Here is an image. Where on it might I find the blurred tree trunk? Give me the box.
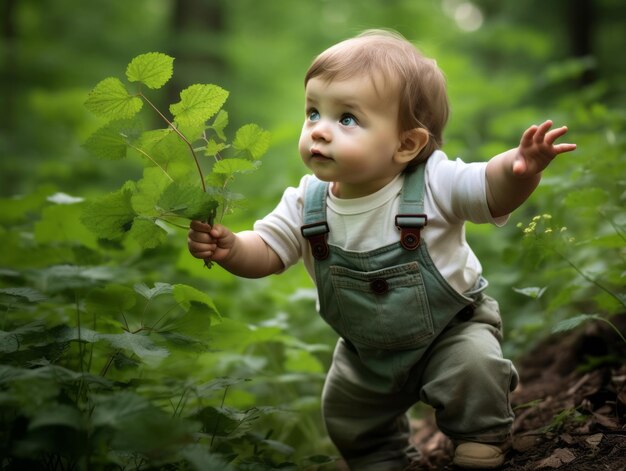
[1,0,17,132]
[568,0,596,85]
[168,0,228,105]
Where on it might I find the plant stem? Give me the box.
[210,386,229,448]
[157,217,189,230]
[555,249,626,309]
[140,93,206,192]
[127,143,174,182]
[596,316,626,345]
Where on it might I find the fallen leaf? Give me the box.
[585,433,603,448]
[592,412,619,430]
[537,448,576,469]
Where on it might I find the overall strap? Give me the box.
[301,177,330,260]
[396,162,428,250]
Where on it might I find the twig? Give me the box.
[140,93,206,192]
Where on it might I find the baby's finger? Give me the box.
[520,125,538,148]
[552,143,577,155]
[188,229,213,244]
[533,120,553,143]
[193,250,214,260]
[544,126,569,146]
[189,220,212,233]
[188,238,216,253]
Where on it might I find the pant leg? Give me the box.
[322,340,420,471]
[418,297,518,442]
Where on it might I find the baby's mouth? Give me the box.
[311,149,332,160]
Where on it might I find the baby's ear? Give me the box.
[395,128,429,164]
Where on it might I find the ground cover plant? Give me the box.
[1,1,625,469]
[0,53,333,470]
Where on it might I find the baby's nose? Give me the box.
[311,121,331,141]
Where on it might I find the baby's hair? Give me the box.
[305,29,449,169]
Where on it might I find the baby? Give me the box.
[188,30,576,470]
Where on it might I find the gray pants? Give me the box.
[321,296,519,471]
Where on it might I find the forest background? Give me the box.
[1,0,624,469]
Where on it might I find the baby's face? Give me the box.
[299,75,406,199]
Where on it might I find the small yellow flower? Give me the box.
[545,228,553,234]
[542,214,552,219]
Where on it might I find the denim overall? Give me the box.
[301,163,517,470]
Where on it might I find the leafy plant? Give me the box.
[0,53,333,470]
[82,52,270,252]
[505,100,626,355]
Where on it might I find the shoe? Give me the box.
[452,441,509,469]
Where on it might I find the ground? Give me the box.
[411,316,626,470]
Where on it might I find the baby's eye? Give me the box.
[307,109,320,122]
[340,114,358,126]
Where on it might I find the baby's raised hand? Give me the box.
[188,220,236,264]
[513,120,576,177]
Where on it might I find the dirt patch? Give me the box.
[412,316,626,470]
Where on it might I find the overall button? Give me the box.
[370,278,389,295]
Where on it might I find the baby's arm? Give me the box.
[188,221,284,278]
[485,120,576,218]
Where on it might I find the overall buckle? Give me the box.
[301,221,330,260]
[395,214,427,251]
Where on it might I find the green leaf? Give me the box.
[157,182,217,220]
[233,124,270,160]
[1,321,47,353]
[512,286,547,299]
[34,203,98,248]
[84,77,143,120]
[130,167,172,216]
[91,391,152,427]
[85,284,136,316]
[170,84,229,128]
[194,406,248,437]
[126,52,174,90]
[211,110,229,140]
[0,288,47,303]
[173,284,219,317]
[181,445,236,471]
[563,188,609,209]
[135,128,189,165]
[0,185,55,225]
[98,332,169,365]
[209,318,281,352]
[204,140,229,157]
[36,265,123,291]
[129,218,168,249]
[134,282,173,300]
[83,119,140,160]
[29,404,84,430]
[212,158,258,175]
[285,349,323,374]
[81,186,136,239]
[552,314,602,334]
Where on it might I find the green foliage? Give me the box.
[0,51,331,470]
[4,1,626,468]
[501,101,626,356]
[79,52,272,253]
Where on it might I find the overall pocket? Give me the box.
[327,262,434,350]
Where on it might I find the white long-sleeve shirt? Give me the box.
[254,150,507,294]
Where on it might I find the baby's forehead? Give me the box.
[306,72,400,105]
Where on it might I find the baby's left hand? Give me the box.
[513,120,577,177]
